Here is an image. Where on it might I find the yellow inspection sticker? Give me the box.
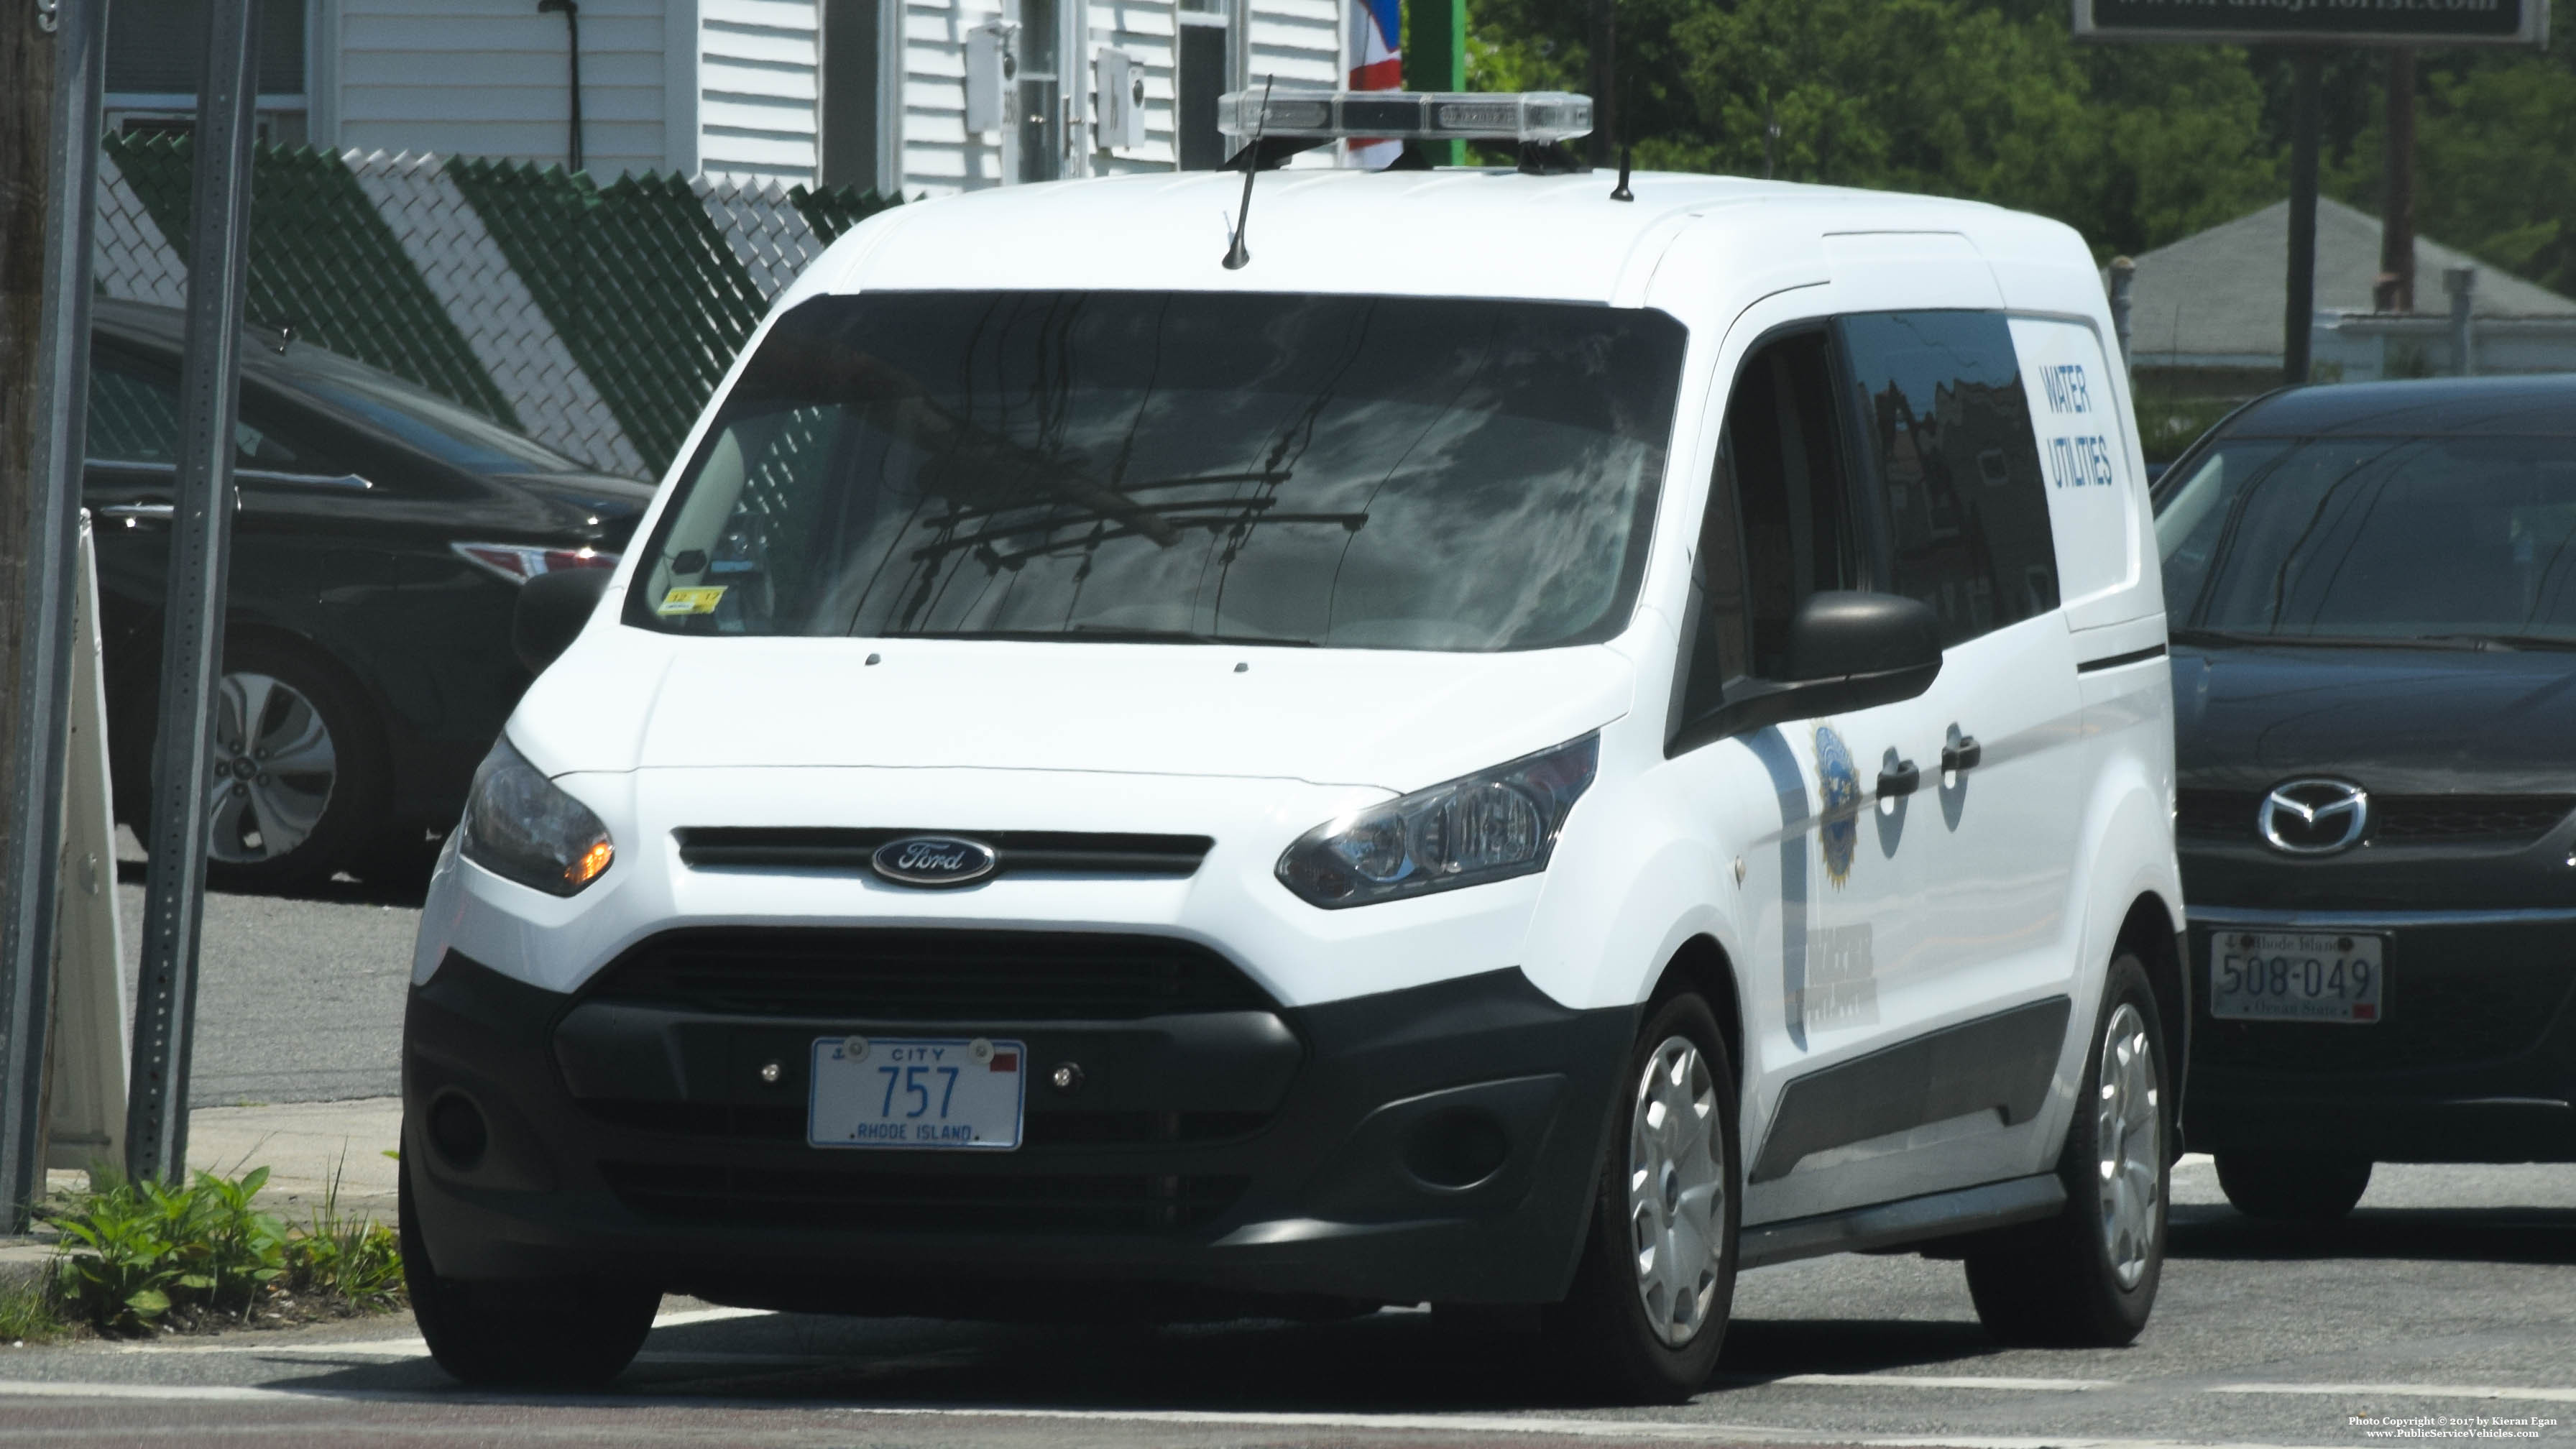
[656,586,726,616]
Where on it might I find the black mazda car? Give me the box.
[87,300,655,889]
[2157,374,2576,1219]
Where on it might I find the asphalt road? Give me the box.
[110,833,421,1108]
[50,852,2572,1448]
[4,1158,2572,1448]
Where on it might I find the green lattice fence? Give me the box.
[94,135,903,477]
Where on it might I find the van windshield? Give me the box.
[2158,433,2576,643]
[624,290,1686,650]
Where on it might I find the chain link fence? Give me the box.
[93,134,901,478]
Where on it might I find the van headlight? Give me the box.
[1276,734,1598,908]
[460,737,615,896]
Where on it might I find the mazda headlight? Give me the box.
[1276,734,1598,908]
[460,737,614,895]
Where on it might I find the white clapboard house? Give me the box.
[104,0,1349,193]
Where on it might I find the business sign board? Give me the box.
[2074,0,2547,47]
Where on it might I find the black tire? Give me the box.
[400,1156,658,1389]
[1964,954,2171,1348]
[1545,990,1742,1404]
[2215,1151,2373,1223]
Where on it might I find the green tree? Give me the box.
[1466,0,2277,259]
[2327,1,2576,296]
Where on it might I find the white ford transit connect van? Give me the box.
[400,93,2185,1401]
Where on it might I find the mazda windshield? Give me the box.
[2158,433,2576,646]
[625,290,1687,651]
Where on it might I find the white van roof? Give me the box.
[804,170,2061,310]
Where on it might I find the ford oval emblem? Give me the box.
[870,835,998,888]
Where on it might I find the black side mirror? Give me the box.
[513,567,614,674]
[1665,589,1946,756]
[1782,590,1943,710]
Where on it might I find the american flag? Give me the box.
[1348,0,1403,169]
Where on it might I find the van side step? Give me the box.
[1736,1173,2065,1270]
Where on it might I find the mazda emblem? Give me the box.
[870,835,999,887]
[2257,780,2370,855]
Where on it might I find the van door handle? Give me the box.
[1942,734,1983,773]
[1877,759,1920,798]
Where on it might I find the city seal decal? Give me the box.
[870,835,999,888]
[1813,724,1860,888]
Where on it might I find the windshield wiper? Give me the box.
[887,626,1320,647]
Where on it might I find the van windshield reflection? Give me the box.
[625,290,1687,652]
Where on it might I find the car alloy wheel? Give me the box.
[1627,1034,1727,1347]
[2094,1000,2162,1289]
[207,668,338,865]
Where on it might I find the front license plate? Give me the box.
[808,1036,1026,1149]
[2209,931,2385,1024]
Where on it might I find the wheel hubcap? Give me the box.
[1627,1034,1726,1347]
[2095,1001,2163,1289]
[206,670,336,864]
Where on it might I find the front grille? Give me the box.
[2375,796,2575,843]
[600,1159,1249,1233]
[675,828,1211,878]
[2178,790,2264,839]
[579,1099,1269,1147]
[2199,960,2576,1073]
[2178,789,2573,848]
[581,928,1274,1021]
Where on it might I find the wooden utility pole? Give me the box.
[3,0,107,1232]
[1,2,61,1233]
[1,0,60,793]
[2377,47,2418,313]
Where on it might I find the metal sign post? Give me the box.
[124,0,262,1187]
[0,0,108,1234]
[2285,51,2322,385]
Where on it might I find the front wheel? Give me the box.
[1964,954,2171,1347]
[400,1157,659,1388]
[1545,991,1742,1403]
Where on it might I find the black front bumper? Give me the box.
[2183,911,2576,1162]
[402,947,1636,1311]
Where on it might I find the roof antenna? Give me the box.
[1609,72,1633,201]
[1223,75,1274,271]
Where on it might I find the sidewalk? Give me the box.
[1,1097,400,1293]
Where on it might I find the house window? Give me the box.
[1013,0,1064,181]
[1175,0,1230,170]
[821,0,902,192]
[105,0,308,146]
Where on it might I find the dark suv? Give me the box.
[2157,374,2576,1219]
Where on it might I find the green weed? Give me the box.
[0,1273,66,1343]
[283,1156,404,1307]
[49,1164,395,1335]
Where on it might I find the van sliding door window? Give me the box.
[1838,312,2058,644]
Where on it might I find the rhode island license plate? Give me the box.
[2209,931,2385,1024]
[808,1036,1026,1149]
